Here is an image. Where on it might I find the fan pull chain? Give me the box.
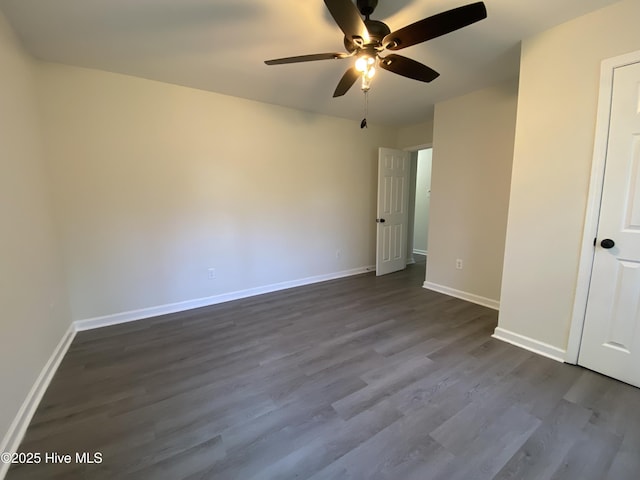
[360,90,368,129]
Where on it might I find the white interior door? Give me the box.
[376,147,410,276]
[579,61,640,388]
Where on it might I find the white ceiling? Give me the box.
[0,0,621,126]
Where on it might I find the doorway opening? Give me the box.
[407,147,433,282]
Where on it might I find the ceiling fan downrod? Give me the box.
[356,0,378,18]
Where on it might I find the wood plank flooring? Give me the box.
[7,261,640,479]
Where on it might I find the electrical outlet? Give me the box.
[456,259,463,270]
[207,267,216,280]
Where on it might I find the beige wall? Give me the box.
[498,0,640,352]
[397,120,434,149]
[37,64,398,322]
[0,14,71,445]
[426,80,518,304]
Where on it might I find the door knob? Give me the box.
[600,238,615,249]
[376,218,386,223]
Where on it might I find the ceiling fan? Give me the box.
[265,0,487,98]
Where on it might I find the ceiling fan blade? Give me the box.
[265,52,350,65]
[324,0,370,43]
[333,67,360,97]
[379,54,440,83]
[383,2,487,51]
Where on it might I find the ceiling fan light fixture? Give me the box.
[361,73,373,92]
[355,55,375,72]
[356,55,376,91]
[361,66,376,92]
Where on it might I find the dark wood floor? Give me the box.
[7,261,640,479]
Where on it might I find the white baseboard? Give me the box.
[75,265,376,331]
[413,249,428,256]
[422,281,499,310]
[492,327,566,363]
[0,323,76,479]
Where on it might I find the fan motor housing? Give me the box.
[344,18,390,51]
[365,19,391,40]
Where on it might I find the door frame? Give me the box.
[566,49,640,364]
[404,143,432,266]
